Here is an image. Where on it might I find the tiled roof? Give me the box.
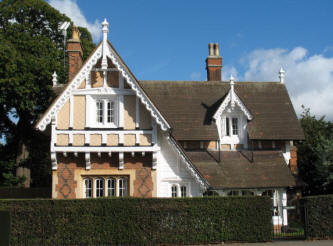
[139,80,304,140]
[186,150,297,189]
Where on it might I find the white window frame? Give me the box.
[170,183,189,198]
[180,185,187,197]
[89,96,118,128]
[118,177,128,197]
[107,178,116,197]
[84,178,93,198]
[171,185,178,198]
[95,178,105,197]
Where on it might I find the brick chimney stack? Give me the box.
[206,43,222,81]
[67,25,83,82]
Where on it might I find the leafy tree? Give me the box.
[297,107,333,195]
[0,0,96,186]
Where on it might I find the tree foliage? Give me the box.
[0,0,95,186]
[297,107,333,195]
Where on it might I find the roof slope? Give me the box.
[139,80,304,140]
[186,150,297,189]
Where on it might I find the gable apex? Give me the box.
[36,29,170,132]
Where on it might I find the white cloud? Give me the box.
[49,0,101,41]
[231,47,333,120]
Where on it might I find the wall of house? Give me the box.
[53,153,156,199]
[156,129,202,197]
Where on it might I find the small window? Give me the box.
[96,101,104,123]
[107,178,116,197]
[232,118,238,135]
[180,186,187,197]
[84,178,92,198]
[118,177,128,197]
[96,178,104,197]
[227,190,239,196]
[171,185,177,198]
[226,117,230,136]
[242,190,254,196]
[107,101,114,123]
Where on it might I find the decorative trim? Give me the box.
[36,44,103,131]
[168,136,208,191]
[106,43,170,131]
[213,88,253,121]
[72,88,135,95]
[85,152,91,170]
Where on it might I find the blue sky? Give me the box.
[49,0,333,120]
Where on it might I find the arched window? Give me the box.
[180,186,187,197]
[171,185,177,198]
[95,178,104,197]
[84,178,92,198]
[107,178,116,197]
[118,177,128,197]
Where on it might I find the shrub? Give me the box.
[0,196,272,245]
[0,187,51,199]
[302,195,333,239]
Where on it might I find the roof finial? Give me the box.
[52,71,58,87]
[279,67,285,83]
[102,18,109,39]
[101,18,109,73]
[71,24,80,41]
[230,75,235,109]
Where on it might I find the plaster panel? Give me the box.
[107,134,119,146]
[57,134,69,146]
[140,134,152,146]
[90,134,102,146]
[139,101,151,129]
[124,134,135,146]
[73,134,85,146]
[91,71,104,88]
[57,100,70,129]
[78,79,86,89]
[107,71,119,87]
[73,96,85,129]
[124,95,136,130]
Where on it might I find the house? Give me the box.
[36,20,304,227]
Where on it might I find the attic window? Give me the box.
[92,96,118,128]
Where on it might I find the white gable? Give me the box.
[36,38,170,132]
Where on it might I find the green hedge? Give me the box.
[0,197,272,245]
[0,187,51,199]
[302,195,333,239]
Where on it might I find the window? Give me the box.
[232,118,238,135]
[94,97,117,127]
[226,117,230,136]
[84,176,129,198]
[107,178,116,197]
[107,101,114,123]
[96,101,104,123]
[181,186,187,197]
[118,177,128,197]
[84,178,92,198]
[95,178,104,197]
[227,190,239,196]
[171,185,177,198]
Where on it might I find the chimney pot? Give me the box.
[214,43,220,56]
[209,43,214,56]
